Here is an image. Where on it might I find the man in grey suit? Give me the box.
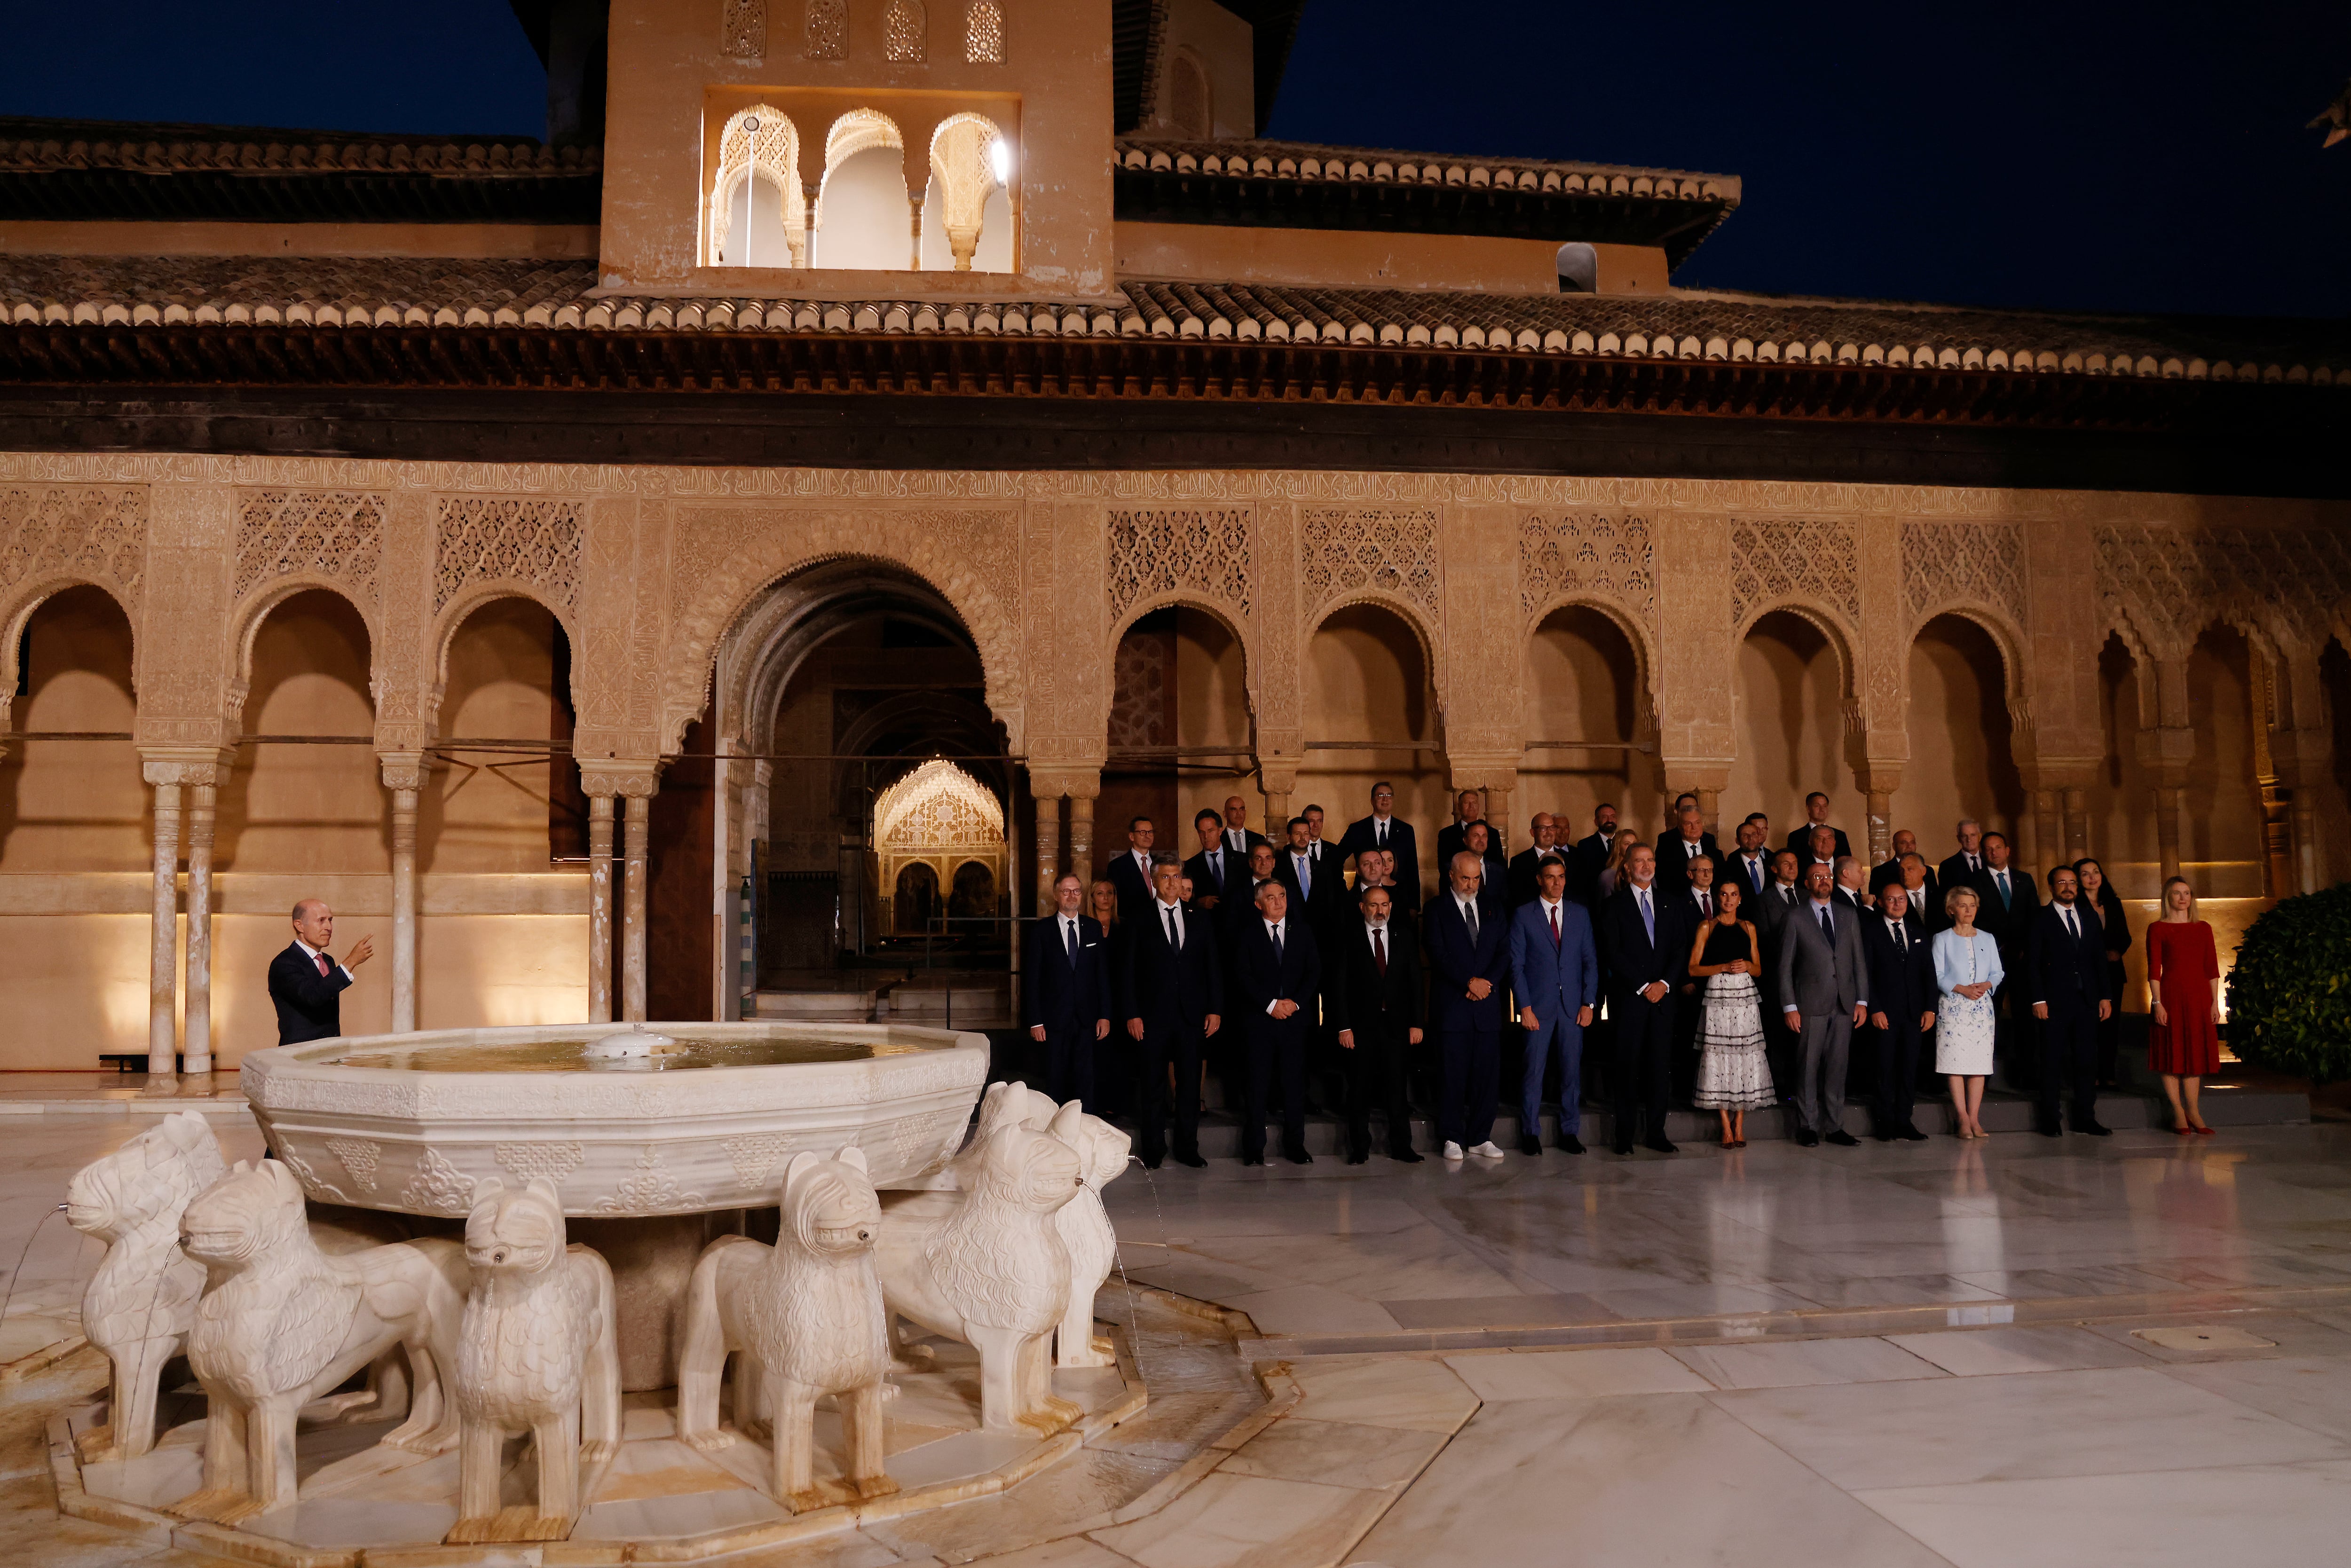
[1776,860,1870,1148]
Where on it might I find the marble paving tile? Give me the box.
[1760,1271,2008,1308]
[2081,1310,2351,1363]
[1218,1285,1400,1337]
[2159,1355,2351,1443]
[1122,1343,1258,1396]
[1285,1356,1479,1434]
[1443,1347,1712,1402]
[1215,1417,1445,1490]
[863,1447,1178,1564]
[1171,1224,1526,1302]
[1852,1458,2351,1568]
[2126,1251,2351,1290]
[573,1478,789,1542]
[1710,1366,2349,1490]
[1885,1325,2150,1377]
[1085,1392,1263,1461]
[1667,1338,1948,1390]
[244,1492,463,1550]
[1581,1280,1824,1320]
[1098,1196,1427,1240]
[1348,1394,1949,1568]
[1379,1293,1615,1331]
[966,1537,1144,1568]
[1091,1471,1391,1568]
[1112,1255,1277,1305]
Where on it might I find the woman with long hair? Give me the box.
[2074,857,2131,1088]
[1595,828,1642,900]
[1933,884,2002,1138]
[1688,879,1772,1148]
[2146,875,2222,1135]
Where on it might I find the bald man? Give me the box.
[268,899,373,1045]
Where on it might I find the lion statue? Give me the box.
[1048,1104,1132,1370]
[676,1144,897,1512]
[446,1177,620,1544]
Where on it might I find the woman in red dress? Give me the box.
[2145,875,2222,1136]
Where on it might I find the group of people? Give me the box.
[1022,785,2228,1170]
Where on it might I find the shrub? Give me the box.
[2226,883,2351,1086]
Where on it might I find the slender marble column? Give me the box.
[1033,789,1063,914]
[181,783,217,1078]
[2155,785,2189,883]
[2061,787,2090,862]
[623,793,652,1022]
[1066,794,1096,884]
[147,781,182,1083]
[587,794,615,1023]
[381,755,425,1033]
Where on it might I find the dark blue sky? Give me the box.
[5,0,2346,316]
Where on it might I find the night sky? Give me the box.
[6,0,2347,317]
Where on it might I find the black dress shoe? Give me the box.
[1285,1148,1314,1165]
[1557,1133,1586,1155]
[1173,1150,1206,1168]
[1792,1128,1821,1148]
[1518,1135,1544,1156]
[1345,1151,1369,1166]
[1614,1140,1636,1156]
[1643,1135,1679,1154]
[1144,1156,1164,1170]
[2075,1119,2113,1136]
[2035,1122,2063,1138]
[1824,1129,1859,1147]
[1241,1155,1265,1166]
[1389,1147,1424,1163]
[1896,1125,1928,1142]
[1871,1129,1894,1143]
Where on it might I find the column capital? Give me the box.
[1444,758,1520,795]
[1854,762,1904,796]
[1657,759,1732,794]
[580,759,665,798]
[1254,759,1300,797]
[138,746,235,788]
[1030,769,1099,801]
[378,750,429,792]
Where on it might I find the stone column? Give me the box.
[181,781,219,1078]
[2029,786,2061,880]
[143,773,182,1086]
[2061,787,2090,862]
[586,793,616,1023]
[1031,784,1064,914]
[1856,764,1901,868]
[1659,763,1730,841]
[381,754,426,1034]
[623,792,654,1022]
[1067,793,1097,883]
[2138,657,2196,883]
[1257,761,1298,847]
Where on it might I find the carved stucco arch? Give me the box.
[663,516,1024,758]
[1734,597,1863,720]
[1903,600,2033,725]
[726,568,976,759]
[1305,589,1447,718]
[0,574,138,709]
[1104,591,1258,749]
[225,577,379,733]
[1521,591,1662,740]
[423,584,579,737]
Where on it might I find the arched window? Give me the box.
[705,105,806,268]
[919,113,1012,272]
[814,109,910,270]
[884,0,927,62]
[964,0,1004,63]
[1168,49,1211,139]
[720,0,764,59]
[805,0,845,59]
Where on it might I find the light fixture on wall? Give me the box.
[988,137,1010,186]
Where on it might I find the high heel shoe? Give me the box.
[2172,1125,2194,1137]
[2193,1123,2216,1136]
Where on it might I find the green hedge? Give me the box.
[2225,883,2351,1086]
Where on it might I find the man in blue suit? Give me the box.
[1025,873,1111,1108]
[1424,850,1512,1161]
[1510,854,1599,1156]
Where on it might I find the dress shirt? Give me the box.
[1960,852,1983,875]
[1371,814,1394,846]
[1988,867,2014,905]
[1205,848,1224,887]
[1060,914,1081,956]
[293,937,353,983]
[1262,919,1288,1013]
[1772,881,1801,907]
[1539,895,1564,937]
[1885,915,1908,951]
[1691,887,1713,920]
[1736,852,1769,893]
[1453,893,1482,939]
[1130,849,1153,882]
[1675,835,1706,860]
[1633,883,1656,943]
[1155,899,1185,949]
[1224,827,1250,856]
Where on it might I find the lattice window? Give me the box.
[875,759,1003,845]
[0,484,146,612]
[1108,625,1171,751]
[234,490,384,607]
[806,0,846,59]
[1728,517,1858,628]
[1518,512,1655,625]
[964,0,1003,62]
[884,0,927,61]
[1899,520,2025,631]
[434,496,584,615]
[1106,508,1253,621]
[1301,507,1441,622]
[720,0,765,58]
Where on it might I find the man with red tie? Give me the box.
[269,899,373,1045]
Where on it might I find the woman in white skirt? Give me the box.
[1688,878,1773,1148]
[1933,884,2004,1139]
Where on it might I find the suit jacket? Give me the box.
[1786,824,1853,861]
[1563,830,1615,906]
[1423,889,1510,1032]
[1509,898,1600,1020]
[1105,849,1160,927]
[1024,914,1109,1033]
[1721,849,1777,907]
[1832,884,1870,919]
[1775,897,1866,1018]
[1435,821,1507,892]
[1652,832,1721,896]
[1337,815,1420,908]
[1273,847,1344,937]
[2027,900,2111,1019]
[1868,858,1941,907]
[1233,916,1321,1040]
[1971,864,2040,956]
[1220,826,1270,861]
[1598,882,1689,1004]
[1116,901,1223,1032]
[268,942,352,1046]
[1938,851,1988,898]
[1506,846,1568,907]
[1862,914,1936,1026]
[1183,845,1245,923]
[1324,919,1425,1041]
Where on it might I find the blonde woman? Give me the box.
[1933,884,2002,1138]
[2145,876,2221,1136]
[1087,877,1121,937]
[1594,828,1642,900]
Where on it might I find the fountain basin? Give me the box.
[239,1021,989,1219]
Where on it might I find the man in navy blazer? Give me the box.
[268,899,373,1045]
[1026,873,1111,1108]
[1337,781,1420,912]
[1784,792,1852,862]
[1861,882,1936,1142]
[1104,815,1161,926]
[1423,850,1511,1160]
[1116,859,1223,1168]
[2028,866,2114,1138]
[1598,845,1686,1155]
[1510,855,1599,1156]
[1181,807,1241,926]
[1233,879,1322,1166]
[1326,882,1426,1164]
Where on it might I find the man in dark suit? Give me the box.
[1506,812,1562,907]
[1889,853,1943,936]
[1938,818,1988,898]
[1218,794,1269,862]
[1563,803,1620,907]
[1459,819,1507,894]
[1338,781,1420,913]
[1424,850,1512,1160]
[1116,859,1223,1168]
[1434,789,1492,873]
[1598,845,1686,1155]
[1654,797,1720,883]
[1832,856,1872,917]
[1870,829,1923,894]
[1510,855,1599,1155]
[1106,815,1160,925]
[1326,882,1426,1164]
[1302,804,1335,871]
[1972,831,2040,1087]
[1861,882,1935,1142]
[1751,848,1808,1101]
[1026,874,1111,1108]
[270,899,373,1045]
[1274,816,1343,938]
[2028,866,2114,1138]
[1182,808,1239,924]
[1799,824,1842,885]
[1233,879,1322,1165]
[1784,792,1851,862]
[1775,861,1869,1148]
[1723,817,1775,907]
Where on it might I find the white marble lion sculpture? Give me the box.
[447,1177,621,1544]
[64,1111,226,1461]
[675,1144,898,1512]
[172,1159,468,1525]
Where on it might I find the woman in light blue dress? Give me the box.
[1933,884,2003,1139]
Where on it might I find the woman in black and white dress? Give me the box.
[1688,878,1773,1148]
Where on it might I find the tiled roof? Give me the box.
[3,255,2342,386]
[1115,137,1739,203]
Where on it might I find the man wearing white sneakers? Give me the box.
[1424,850,1511,1161]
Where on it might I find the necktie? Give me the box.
[1208,850,1221,886]
[1996,872,2010,908]
[1549,903,1561,947]
[1163,907,1179,951]
[2063,907,2077,941]
[1699,890,1711,918]
[1270,922,1284,963]
[1638,890,1653,944]
[1373,926,1387,974]
[1377,820,1387,846]
[1969,854,1980,874]
[1819,906,1834,942]
[315,952,331,977]
[1464,900,1479,944]
[1295,855,1311,898]
[1893,921,1906,955]
[1065,918,1078,962]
